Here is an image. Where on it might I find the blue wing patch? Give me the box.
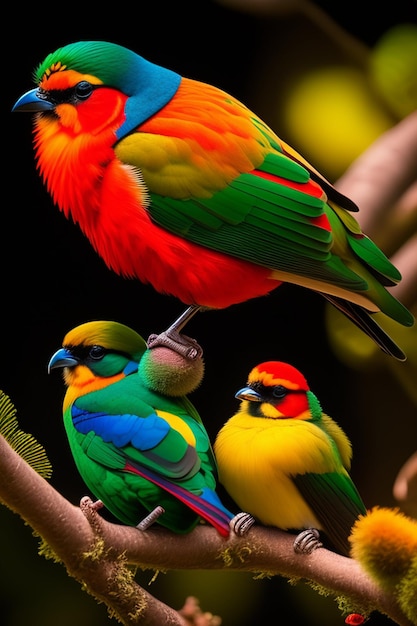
[71,405,170,450]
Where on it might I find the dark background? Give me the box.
[2,1,416,624]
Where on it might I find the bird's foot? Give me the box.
[79,496,106,535]
[293,528,323,554]
[147,330,203,360]
[147,305,203,360]
[80,496,104,512]
[136,505,165,531]
[230,511,256,536]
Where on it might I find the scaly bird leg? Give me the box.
[229,511,256,536]
[136,506,166,530]
[293,528,323,554]
[147,305,204,360]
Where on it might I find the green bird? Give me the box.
[48,318,240,536]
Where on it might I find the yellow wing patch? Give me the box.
[156,410,196,447]
[115,77,272,199]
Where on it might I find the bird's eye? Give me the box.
[89,345,105,360]
[75,81,93,100]
[272,385,287,399]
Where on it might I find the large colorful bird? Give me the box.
[47,319,241,537]
[13,41,414,360]
[213,360,367,556]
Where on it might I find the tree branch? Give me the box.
[336,111,417,226]
[336,111,417,307]
[0,434,412,625]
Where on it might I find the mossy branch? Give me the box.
[0,434,412,626]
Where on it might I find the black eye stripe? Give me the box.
[89,345,105,360]
[249,381,305,403]
[37,82,98,106]
[272,385,287,399]
[64,344,131,362]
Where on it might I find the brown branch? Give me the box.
[336,111,417,226]
[393,451,417,519]
[335,111,417,308]
[0,434,412,626]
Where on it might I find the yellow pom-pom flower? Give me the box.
[349,506,417,622]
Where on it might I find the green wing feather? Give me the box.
[63,373,221,531]
[293,412,366,556]
[147,149,412,326]
[117,85,412,327]
[0,390,52,479]
[294,471,366,556]
[147,160,378,292]
[74,413,202,479]
[71,374,212,477]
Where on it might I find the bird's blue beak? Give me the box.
[235,387,263,402]
[12,88,54,112]
[48,348,79,373]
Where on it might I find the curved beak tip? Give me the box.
[235,387,262,402]
[48,348,78,373]
[12,88,53,112]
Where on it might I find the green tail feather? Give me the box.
[0,390,52,479]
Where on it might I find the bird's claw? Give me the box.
[79,497,106,534]
[136,505,165,530]
[230,511,256,536]
[293,528,323,554]
[147,305,204,360]
[80,496,104,511]
[147,330,203,360]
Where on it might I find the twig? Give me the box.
[0,435,412,626]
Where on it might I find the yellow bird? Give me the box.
[214,360,367,556]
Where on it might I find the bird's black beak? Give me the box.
[12,88,54,112]
[48,348,79,373]
[235,387,263,402]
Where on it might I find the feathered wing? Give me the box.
[293,471,366,556]
[115,82,411,324]
[145,155,410,319]
[68,403,233,536]
[115,84,413,359]
[293,414,366,556]
[145,152,411,358]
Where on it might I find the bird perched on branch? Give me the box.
[13,40,414,360]
[213,360,367,556]
[48,317,248,537]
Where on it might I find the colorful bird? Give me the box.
[13,41,414,360]
[213,360,367,556]
[47,318,242,537]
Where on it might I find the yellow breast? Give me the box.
[214,412,340,530]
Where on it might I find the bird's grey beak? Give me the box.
[12,88,54,112]
[48,348,79,373]
[235,387,263,402]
